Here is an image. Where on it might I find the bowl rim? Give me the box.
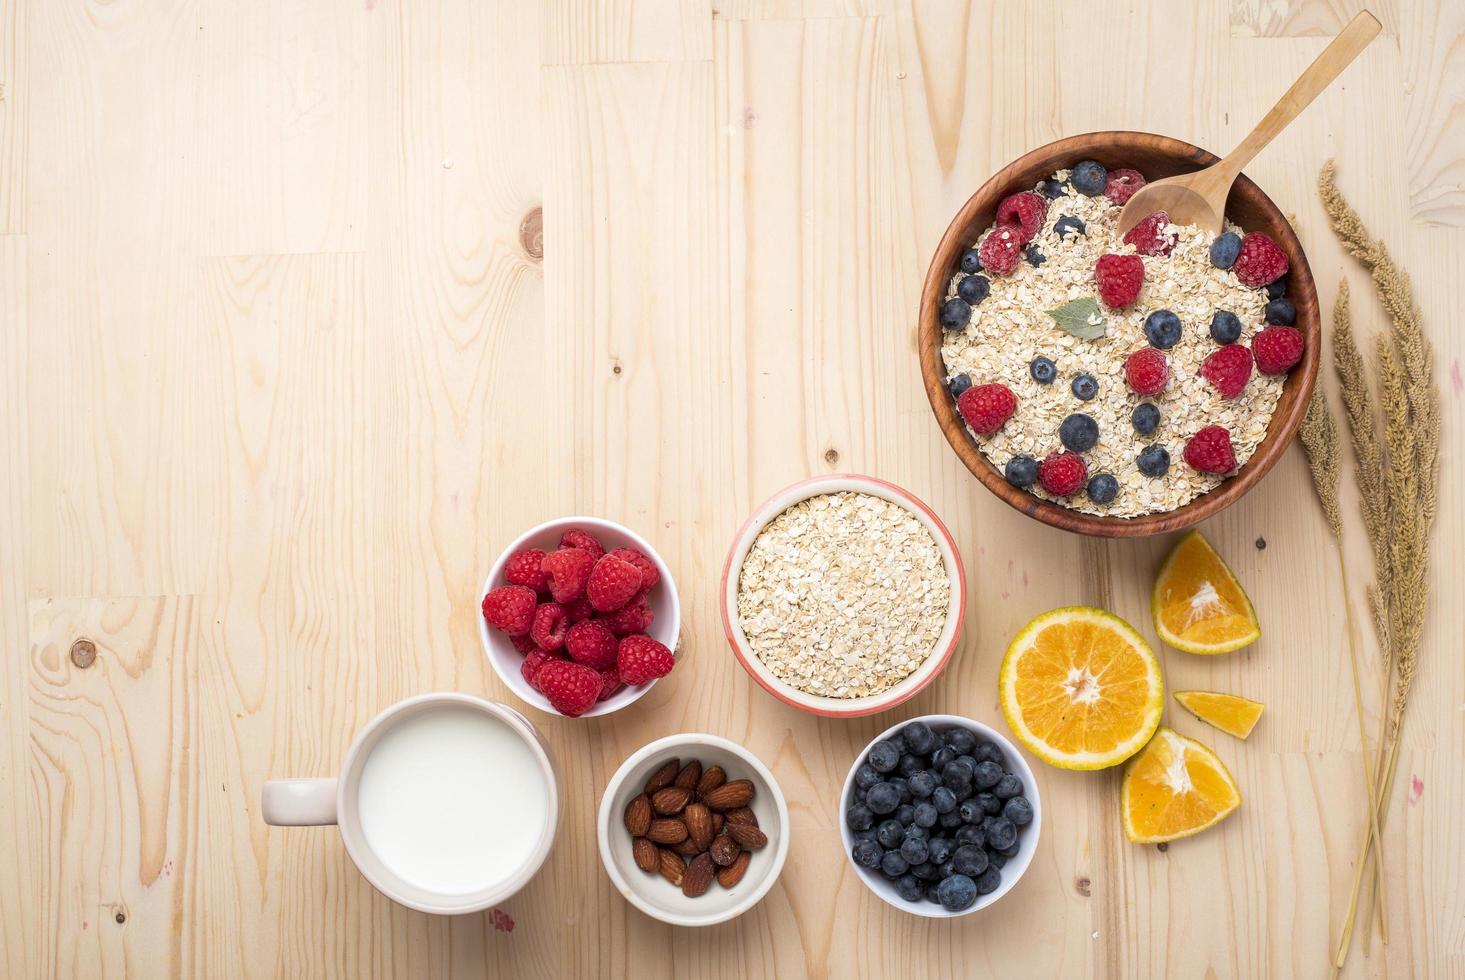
[595,732,791,927]
[917,130,1319,537]
[837,714,1042,917]
[478,515,681,718]
[719,473,968,717]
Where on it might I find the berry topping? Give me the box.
[1253,326,1304,374]
[1025,244,1046,267]
[606,547,660,593]
[510,632,540,655]
[521,648,555,691]
[978,228,1023,276]
[1143,309,1182,349]
[1233,232,1289,288]
[1184,425,1238,474]
[1087,474,1119,504]
[940,297,971,329]
[530,601,570,651]
[559,528,606,560]
[957,383,1017,435]
[1070,160,1107,196]
[563,597,593,623]
[1137,445,1171,477]
[1209,309,1242,345]
[596,667,625,702]
[1122,210,1176,256]
[1005,454,1038,487]
[957,274,990,304]
[995,190,1048,244]
[1264,297,1296,325]
[1266,277,1289,300]
[536,660,602,717]
[587,554,643,612]
[1209,232,1241,269]
[1125,347,1169,396]
[1029,356,1056,384]
[565,619,620,670]
[947,373,972,398]
[482,585,537,637]
[1200,344,1254,399]
[1053,215,1086,240]
[1131,402,1161,436]
[959,249,983,274]
[1103,168,1146,205]
[1071,373,1099,401]
[600,595,654,636]
[1038,177,1066,199]
[618,634,676,685]
[1094,253,1145,309]
[540,547,595,603]
[1038,452,1088,497]
[503,549,550,593]
[1059,413,1100,452]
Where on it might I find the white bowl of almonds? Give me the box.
[720,475,967,717]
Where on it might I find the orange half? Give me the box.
[1152,531,1260,654]
[1121,727,1241,843]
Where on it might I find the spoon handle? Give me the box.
[1220,10,1381,178]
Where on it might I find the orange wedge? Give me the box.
[1173,690,1264,739]
[1121,727,1240,843]
[999,606,1163,770]
[1152,531,1260,654]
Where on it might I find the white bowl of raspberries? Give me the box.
[479,517,681,718]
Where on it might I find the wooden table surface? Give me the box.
[2,0,1462,976]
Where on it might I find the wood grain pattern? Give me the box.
[3,0,1462,977]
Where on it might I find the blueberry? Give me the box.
[903,824,930,842]
[973,742,1003,765]
[1005,454,1038,489]
[994,774,1024,800]
[895,873,925,901]
[927,837,954,866]
[959,249,983,275]
[958,799,985,824]
[1210,310,1242,344]
[986,816,1018,851]
[854,763,881,790]
[1039,178,1066,200]
[956,753,977,770]
[957,274,991,305]
[936,873,979,912]
[868,740,900,773]
[938,860,956,880]
[895,803,916,826]
[851,838,882,869]
[974,760,1003,790]
[867,781,900,815]
[1059,413,1100,453]
[897,753,923,777]
[1024,244,1046,267]
[1137,445,1170,477]
[913,801,938,828]
[974,866,1003,895]
[1054,215,1086,240]
[943,729,977,754]
[939,298,971,330]
[877,819,905,848]
[925,881,943,904]
[932,786,958,814]
[985,849,1007,870]
[908,770,937,798]
[955,823,985,848]
[1003,796,1034,826]
[1266,275,1289,300]
[910,861,939,881]
[881,850,910,878]
[1028,355,1056,384]
[930,745,957,768]
[1132,402,1161,436]
[946,373,972,399]
[1071,160,1107,196]
[900,836,929,865]
[996,842,1020,859]
[952,844,989,877]
[942,760,974,789]
[888,734,908,755]
[939,810,964,829]
[889,777,912,804]
[902,721,938,755]
[1071,373,1099,401]
[1210,232,1241,269]
[1144,309,1183,349]
[1087,473,1118,504]
[1265,297,1296,326]
[846,803,875,831]
[976,791,1001,816]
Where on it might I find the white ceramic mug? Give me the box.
[263,692,559,915]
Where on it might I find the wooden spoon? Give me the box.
[1116,10,1381,236]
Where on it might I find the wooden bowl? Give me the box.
[918,132,1319,538]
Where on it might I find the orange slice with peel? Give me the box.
[1121,727,1241,843]
[1173,690,1264,739]
[1152,531,1260,654]
[999,606,1163,770]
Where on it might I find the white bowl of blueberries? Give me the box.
[839,715,1041,916]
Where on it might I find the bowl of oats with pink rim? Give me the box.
[719,474,967,717]
[918,132,1319,537]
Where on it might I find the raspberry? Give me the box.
[521,648,556,692]
[994,191,1048,245]
[503,549,550,593]
[563,597,593,624]
[1252,326,1304,374]
[559,527,605,560]
[564,619,619,670]
[540,547,594,603]
[530,602,569,651]
[978,228,1022,276]
[1103,168,1145,205]
[1232,232,1288,288]
[1184,425,1237,474]
[596,667,625,702]
[1200,344,1253,398]
[600,595,654,636]
[510,633,540,655]
[1124,347,1169,396]
[1094,253,1145,309]
[618,635,676,686]
[1122,210,1175,256]
[606,547,660,594]
[481,585,537,637]
[536,660,601,717]
[587,554,642,612]
[1038,452,1088,497]
[956,383,1016,436]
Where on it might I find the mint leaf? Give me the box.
[1047,296,1107,340]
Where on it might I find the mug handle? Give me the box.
[262,778,339,826]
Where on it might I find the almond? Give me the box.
[709,833,741,867]
[727,822,767,850]
[696,765,727,797]
[673,836,702,856]
[684,803,714,851]
[674,760,702,792]
[624,794,652,837]
[712,812,725,835]
[681,853,715,898]
[632,837,658,873]
[644,759,680,795]
[724,806,758,827]
[716,850,751,889]
[700,779,755,811]
[657,848,685,887]
[651,786,692,815]
[646,818,688,845]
